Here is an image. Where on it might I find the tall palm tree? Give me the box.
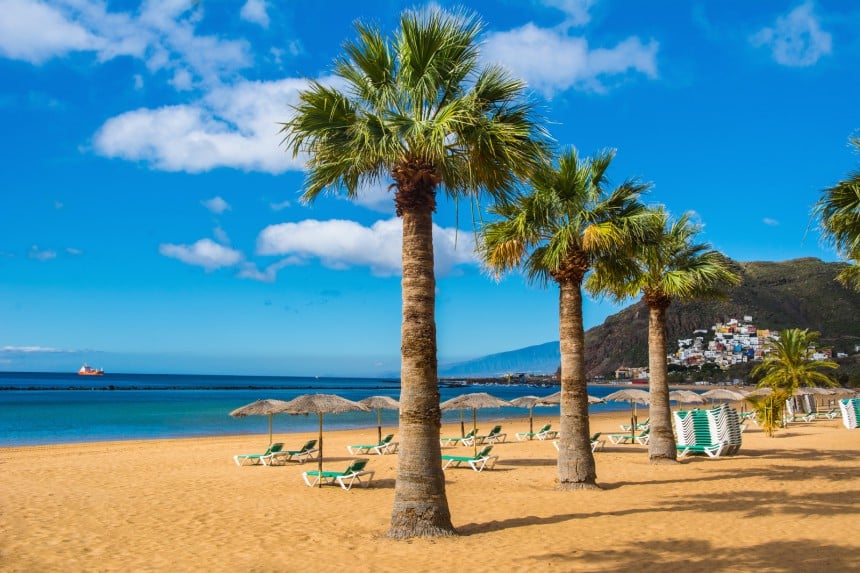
[280,9,547,538]
[481,147,650,489]
[814,137,860,291]
[588,209,740,463]
[750,328,838,436]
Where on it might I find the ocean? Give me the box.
[0,372,628,446]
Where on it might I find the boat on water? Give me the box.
[78,364,104,376]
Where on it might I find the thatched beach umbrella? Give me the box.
[668,390,704,410]
[603,389,651,439]
[510,396,545,440]
[278,394,370,486]
[440,392,513,454]
[701,388,747,403]
[229,399,291,445]
[359,395,400,444]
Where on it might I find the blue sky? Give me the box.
[1,0,858,376]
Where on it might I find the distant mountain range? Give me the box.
[439,258,860,378]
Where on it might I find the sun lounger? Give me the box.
[606,428,650,445]
[676,443,724,458]
[474,425,507,445]
[552,433,605,453]
[516,423,558,441]
[441,445,498,472]
[346,434,399,455]
[301,459,375,490]
[673,404,742,458]
[233,442,284,466]
[620,417,650,431]
[440,428,478,447]
[267,439,319,465]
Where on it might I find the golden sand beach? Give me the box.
[2,411,859,572]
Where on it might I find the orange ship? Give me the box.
[78,364,104,376]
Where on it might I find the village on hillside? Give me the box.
[612,316,857,384]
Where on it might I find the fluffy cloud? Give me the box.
[28,245,56,261]
[751,1,832,67]
[256,218,477,277]
[159,238,243,271]
[202,196,231,214]
[763,218,780,226]
[542,0,595,28]
[93,78,309,173]
[0,0,251,87]
[483,24,658,96]
[241,0,270,28]
[0,345,67,353]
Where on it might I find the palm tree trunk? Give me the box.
[387,205,455,538]
[557,279,599,489]
[647,304,677,463]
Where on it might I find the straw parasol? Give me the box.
[277,394,370,486]
[746,387,772,397]
[229,399,291,445]
[440,392,513,454]
[668,390,704,410]
[603,389,651,439]
[359,395,400,444]
[510,396,547,440]
[701,388,748,404]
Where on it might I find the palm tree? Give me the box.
[280,9,547,538]
[814,136,860,290]
[481,147,650,489]
[750,328,838,436]
[588,209,740,463]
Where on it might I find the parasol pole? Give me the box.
[460,409,465,437]
[268,413,273,445]
[529,405,534,440]
[317,413,324,488]
[630,401,636,440]
[473,408,478,456]
[376,408,382,444]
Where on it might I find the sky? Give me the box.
[1,0,859,377]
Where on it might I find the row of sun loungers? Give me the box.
[674,404,742,459]
[839,398,860,429]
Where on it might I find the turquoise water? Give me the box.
[0,372,625,446]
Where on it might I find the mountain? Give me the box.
[440,258,860,379]
[439,341,560,378]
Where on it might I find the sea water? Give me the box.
[0,372,626,446]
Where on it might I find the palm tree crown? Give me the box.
[813,136,860,290]
[752,328,838,392]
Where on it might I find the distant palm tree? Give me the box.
[814,136,860,290]
[481,147,650,489]
[588,209,740,463]
[280,8,547,538]
[750,328,838,436]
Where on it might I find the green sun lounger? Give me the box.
[440,428,478,447]
[301,458,375,490]
[441,445,498,472]
[267,439,319,465]
[606,428,650,445]
[347,434,399,455]
[516,423,557,441]
[233,442,284,466]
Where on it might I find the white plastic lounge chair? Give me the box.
[620,417,650,431]
[301,459,375,490]
[552,433,605,453]
[606,428,650,445]
[234,442,284,466]
[267,439,319,465]
[346,434,399,455]
[440,428,478,447]
[516,423,558,441]
[441,445,498,472]
[676,443,724,458]
[474,425,507,445]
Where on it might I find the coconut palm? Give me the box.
[587,209,740,463]
[813,136,860,290]
[750,328,838,436]
[480,147,650,489]
[280,9,547,538]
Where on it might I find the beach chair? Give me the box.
[551,433,605,453]
[441,445,498,472]
[620,417,650,432]
[233,442,284,466]
[301,459,375,490]
[474,425,507,445]
[606,428,650,445]
[676,442,724,458]
[516,423,557,441]
[440,428,478,447]
[266,439,319,465]
[346,434,399,455]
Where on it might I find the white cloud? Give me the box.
[133,74,144,90]
[345,182,395,213]
[269,200,292,211]
[159,238,243,271]
[66,247,83,255]
[237,257,302,282]
[542,0,595,28]
[763,218,780,226]
[240,0,270,28]
[0,0,251,87]
[29,245,56,261]
[0,345,67,353]
[751,1,832,67]
[213,226,230,245]
[483,24,658,96]
[256,218,477,277]
[202,196,231,214]
[93,77,309,173]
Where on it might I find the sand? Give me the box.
[2,411,859,572]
